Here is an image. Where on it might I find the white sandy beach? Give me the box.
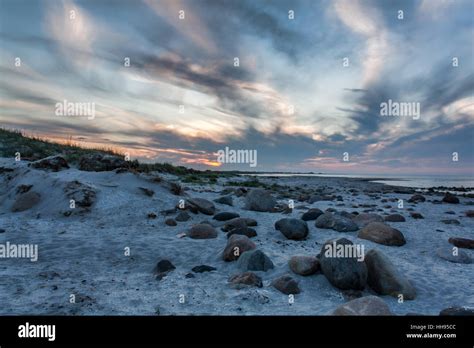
[0,157,473,315]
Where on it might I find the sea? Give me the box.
[246,173,474,190]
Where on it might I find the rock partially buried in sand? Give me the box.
[244,189,276,212]
[223,234,256,261]
[384,214,406,222]
[64,180,96,208]
[237,249,274,271]
[272,274,300,294]
[289,255,320,276]
[29,155,69,172]
[315,212,359,232]
[352,213,384,228]
[229,272,262,288]
[448,237,474,249]
[442,192,459,204]
[365,249,416,300]
[11,191,41,212]
[187,198,216,215]
[358,222,406,246]
[275,218,309,240]
[187,224,218,239]
[153,259,176,280]
[213,212,239,221]
[332,296,392,315]
[79,153,128,172]
[319,238,367,290]
[301,208,324,221]
[436,247,472,264]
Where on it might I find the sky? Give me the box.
[0,0,473,174]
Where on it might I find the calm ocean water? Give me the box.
[247,173,474,189]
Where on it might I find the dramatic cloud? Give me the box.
[0,0,472,174]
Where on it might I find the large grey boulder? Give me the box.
[358,222,406,246]
[315,212,359,232]
[365,249,416,300]
[245,189,276,212]
[275,218,309,240]
[319,238,367,290]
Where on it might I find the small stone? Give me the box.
[165,218,177,226]
[237,250,274,271]
[410,212,424,219]
[227,227,257,239]
[301,208,324,221]
[229,272,262,288]
[384,214,406,222]
[175,211,191,222]
[442,192,459,204]
[272,274,300,295]
[192,265,217,273]
[437,247,472,264]
[213,212,240,221]
[187,224,218,239]
[448,237,474,249]
[289,255,320,276]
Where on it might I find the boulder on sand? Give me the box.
[301,208,324,221]
[272,274,300,294]
[442,192,459,204]
[332,296,393,315]
[222,217,257,232]
[187,198,216,215]
[315,212,359,232]
[244,189,276,212]
[214,195,233,206]
[223,234,256,261]
[213,212,239,221]
[436,247,472,264]
[237,249,274,271]
[448,237,474,249]
[358,222,406,246]
[289,255,320,276]
[319,238,367,290]
[365,249,416,300]
[275,218,309,240]
[226,227,257,239]
[352,213,384,228]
